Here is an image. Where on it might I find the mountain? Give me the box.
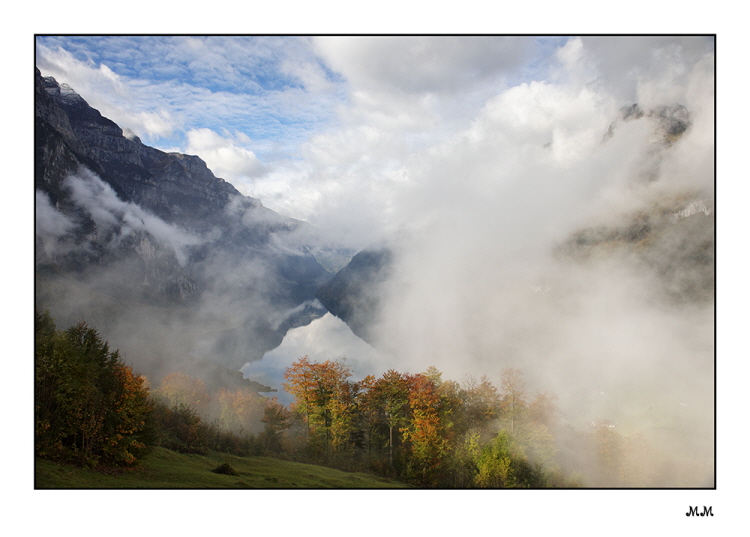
[316,103,714,348]
[34,68,336,381]
[315,247,393,345]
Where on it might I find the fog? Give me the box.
[244,37,715,486]
[35,36,715,487]
[35,166,327,387]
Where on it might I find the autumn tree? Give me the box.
[283,356,317,434]
[153,372,211,416]
[278,356,572,487]
[216,387,266,435]
[104,363,153,464]
[283,356,354,459]
[499,367,528,435]
[459,374,502,436]
[528,391,559,428]
[355,374,379,460]
[400,368,455,485]
[327,377,359,456]
[35,311,152,466]
[363,369,411,469]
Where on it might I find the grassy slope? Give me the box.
[35,447,410,489]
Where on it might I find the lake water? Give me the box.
[240,312,386,405]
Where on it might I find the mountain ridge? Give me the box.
[34,67,334,379]
[315,103,714,350]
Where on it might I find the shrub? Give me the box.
[212,463,238,476]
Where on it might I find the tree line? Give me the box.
[281,356,572,487]
[35,311,286,467]
[37,312,671,486]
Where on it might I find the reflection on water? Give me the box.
[241,312,386,405]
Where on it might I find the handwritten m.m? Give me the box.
[686,506,713,517]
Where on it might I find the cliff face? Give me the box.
[36,69,266,233]
[34,68,332,372]
[315,248,393,345]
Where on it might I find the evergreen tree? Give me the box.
[35,311,153,466]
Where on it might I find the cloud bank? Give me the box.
[245,36,715,486]
[35,36,715,487]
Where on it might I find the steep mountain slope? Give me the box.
[317,103,714,349]
[34,68,334,381]
[315,247,393,345]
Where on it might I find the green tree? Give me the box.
[259,397,292,453]
[474,430,544,488]
[149,401,210,455]
[35,311,152,466]
[371,369,411,468]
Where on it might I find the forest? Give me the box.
[35,310,691,488]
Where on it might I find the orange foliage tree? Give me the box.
[283,356,354,457]
[400,368,455,484]
[217,387,267,434]
[153,372,211,416]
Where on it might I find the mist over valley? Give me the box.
[34,36,714,488]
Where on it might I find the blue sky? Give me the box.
[36,36,345,157]
[34,35,555,152]
[35,36,715,250]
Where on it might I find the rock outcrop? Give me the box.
[34,67,333,371]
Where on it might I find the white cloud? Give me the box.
[185,128,267,182]
[278,55,336,93]
[579,36,715,106]
[35,191,78,257]
[36,43,178,141]
[64,168,201,265]
[252,39,713,486]
[349,40,716,479]
[135,109,176,139]
[313,36,535,96]
[35,37,340,154]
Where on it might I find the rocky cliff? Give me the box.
[34,68,333,377]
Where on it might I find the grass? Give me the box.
[35,447,411,489]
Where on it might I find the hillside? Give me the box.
[35,447,410,489]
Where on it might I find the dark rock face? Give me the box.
[315,248,393,345]
[36,69,251,233]
[603,103,692,148]
[557,195,715,304]
[34,67,332,372]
